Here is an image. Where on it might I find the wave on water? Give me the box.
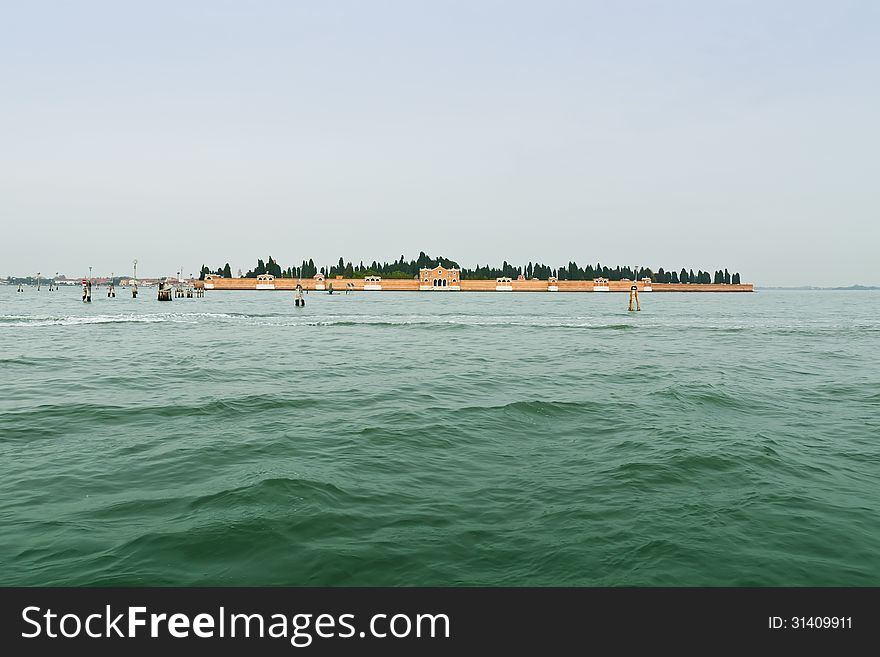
[1,311,642,330]
[0,393,326,443]
[282,319,640,329]
[209,314,643,329]
[658,383,764,412]
[0,312,244,327]
[188,476,355,511]
[0,302,658,334]
[0,354,72,366]
[457,398,605,419]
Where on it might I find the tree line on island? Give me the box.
[199,252,742,285]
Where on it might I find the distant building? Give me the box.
[313,272,326,291]
[641,277,653,292]
[593,277,609,292]
[203,273,223,289]
[495,277,513,291]
[548,276,558,292]
[363,275,382,291]
[256,274,275,290]
[419,265,460,291]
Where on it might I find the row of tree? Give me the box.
[199,253,742,284]
[200,264,233,279]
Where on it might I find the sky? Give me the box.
[1,0,878,286]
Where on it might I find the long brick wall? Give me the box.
[199,278,753,292]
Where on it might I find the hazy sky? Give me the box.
[1,1,878,285]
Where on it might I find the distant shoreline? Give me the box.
[755,285,879,291]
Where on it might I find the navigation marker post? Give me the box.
[132,259,138,298]
[628,285,641,312]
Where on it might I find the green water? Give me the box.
[1,287,878,586]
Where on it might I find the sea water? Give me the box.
[1,287,878,585]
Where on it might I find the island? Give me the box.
[196,254,753,293]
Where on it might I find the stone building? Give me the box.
[419,265,460,291]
